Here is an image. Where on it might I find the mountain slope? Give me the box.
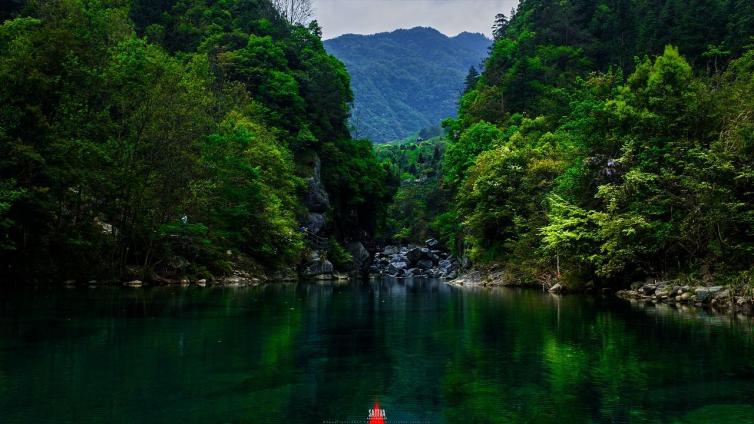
[325,27,491,142]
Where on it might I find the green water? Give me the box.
[1,279,754,423]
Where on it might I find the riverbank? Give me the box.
[447,266,754,315]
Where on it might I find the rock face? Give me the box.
[304,154,330,213]
[306,213,326,234]
[346,241,371,272]
[371,239,459,279]
[301,251,334,277]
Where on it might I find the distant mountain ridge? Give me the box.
[325,27,491,142]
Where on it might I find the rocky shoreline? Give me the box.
[368,238,461,279]
[446,267,754,316]
[616,281,754,315]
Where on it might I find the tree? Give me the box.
[272,0,313,25]
[464,66,480,93]
[492,13,509,40]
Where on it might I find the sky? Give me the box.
[312,0,519,40]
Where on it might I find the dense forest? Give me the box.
[375,134,451,244]
[325,27,490,142]
[0,0,395,283]
[421,0,754,288]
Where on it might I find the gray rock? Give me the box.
[306,213,326,234]
[383,245,399,256]
[695,288,712,302]
[417,259,434,269]
[549,283,564,293]
[438,259,452,271]
[655,287,671,298]
[425,238,439,248]
[346,241,371,272]
[639,284,656,295]
[405,247,427,264]
[303,258,334,276]
[388,261,408,274]
[708,285,724,294]
[304,154,330,212]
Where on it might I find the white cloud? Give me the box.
[313,0,519,39]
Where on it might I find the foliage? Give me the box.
[375,136,452,245]
[439,0,754,286]
[0,0,391,282]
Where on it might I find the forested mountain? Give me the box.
[324,27,491,142]
[0,0,395,283]
[390,0,754,288]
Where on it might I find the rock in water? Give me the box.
[549,283,564,293]
[124,280,143,288]
[303,258,334,276]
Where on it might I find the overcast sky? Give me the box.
[312,0,519,40]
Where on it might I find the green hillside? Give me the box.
[324,27,490,142]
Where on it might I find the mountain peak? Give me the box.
[324,27,491,142]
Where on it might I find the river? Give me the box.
[1,278,754,423]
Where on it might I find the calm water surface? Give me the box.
[1,279,754,423]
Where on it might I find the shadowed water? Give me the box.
[1,278,754,423]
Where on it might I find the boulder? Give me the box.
[124,280,143,288]
[383,245,399,256]
[406,247,431,264]
[639,284,656,295]
[549,283,564,293]
[346,241,371,272]
[715,289,730,300]
[303,258,334,276]
[708,285,724,294]
[695,288,712,302]
[655,287,672,298]
[388,261,408,275]
[438,259,454,272]
[405,247,423,264]
[425,238,439,248]
[417,259,434,270]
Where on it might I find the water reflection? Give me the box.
[0,279,753,423]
